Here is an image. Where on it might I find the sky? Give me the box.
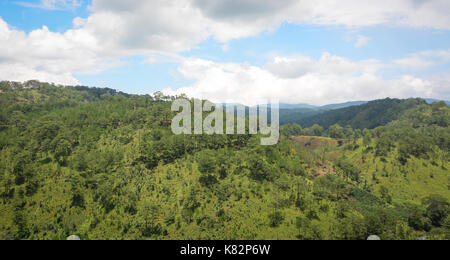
[0,0,450,105]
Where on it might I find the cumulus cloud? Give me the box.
[0,17,110,85]
[80,0,212,53]
[394,49,450,68]
[6,0,450,54]
[192,0,450,34]
[163,53,446,106]
[36,0,450,56]
[2,0,450,90]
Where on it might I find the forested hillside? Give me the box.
[284,100,450,239]
[282,98,427,130]
[279,108,322,126]
[0,81,448,240]
[279,102,368,125]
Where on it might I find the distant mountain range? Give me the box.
[222,98,448,111]
[222,98,449,126]
[278,103,318,110]
[277,101,367,110]
[423,98,450,106]
[280,98,445,129]
[278,99,449,110]
[318,101,369,110]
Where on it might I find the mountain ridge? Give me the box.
[280,98,440,129]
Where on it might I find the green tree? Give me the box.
[379,186,392,204]
[423,195,449,227]
[269,211,285,227]
[337,158,361,182]
[311,124,323,137]
[329,124,345,139]
[198,152,218,187]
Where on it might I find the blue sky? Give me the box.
[0,0,449,105]
[0,0,90,32]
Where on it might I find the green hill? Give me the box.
[0,81,448,240]
[282,98,427,130]
[290,101,450,238]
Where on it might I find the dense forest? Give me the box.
[280,98,429,130]
[0,81,448,240]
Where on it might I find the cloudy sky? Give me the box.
[1,0,450,105]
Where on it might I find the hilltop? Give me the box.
[281,98,429,129]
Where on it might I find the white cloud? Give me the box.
[6,0,450,56]
[303,0,450,30]
[394,57,435,69]
[58,0,450,57]
[0,17,108,85]
[394,49,450,68]
[355,35,371,48]
[82,0,211,53]
[2,6,446,103]
[16,0,81,10]
[2,0,450,90]
[163,53,446,106]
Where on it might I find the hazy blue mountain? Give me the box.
[283,98,428,130]
[277,101,368,110]
[278,99,448,111]
[319,101,368,110]
[279,101,369,125]
[277,101,367,110]
[423,98,450,105]
[278,103,318,109]
[223,98,448,126]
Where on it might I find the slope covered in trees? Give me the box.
[286,100,450,238]
[280,108,322,125]
[279,101,368,125]
[282,98,427,130]
[0,81,448,240]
